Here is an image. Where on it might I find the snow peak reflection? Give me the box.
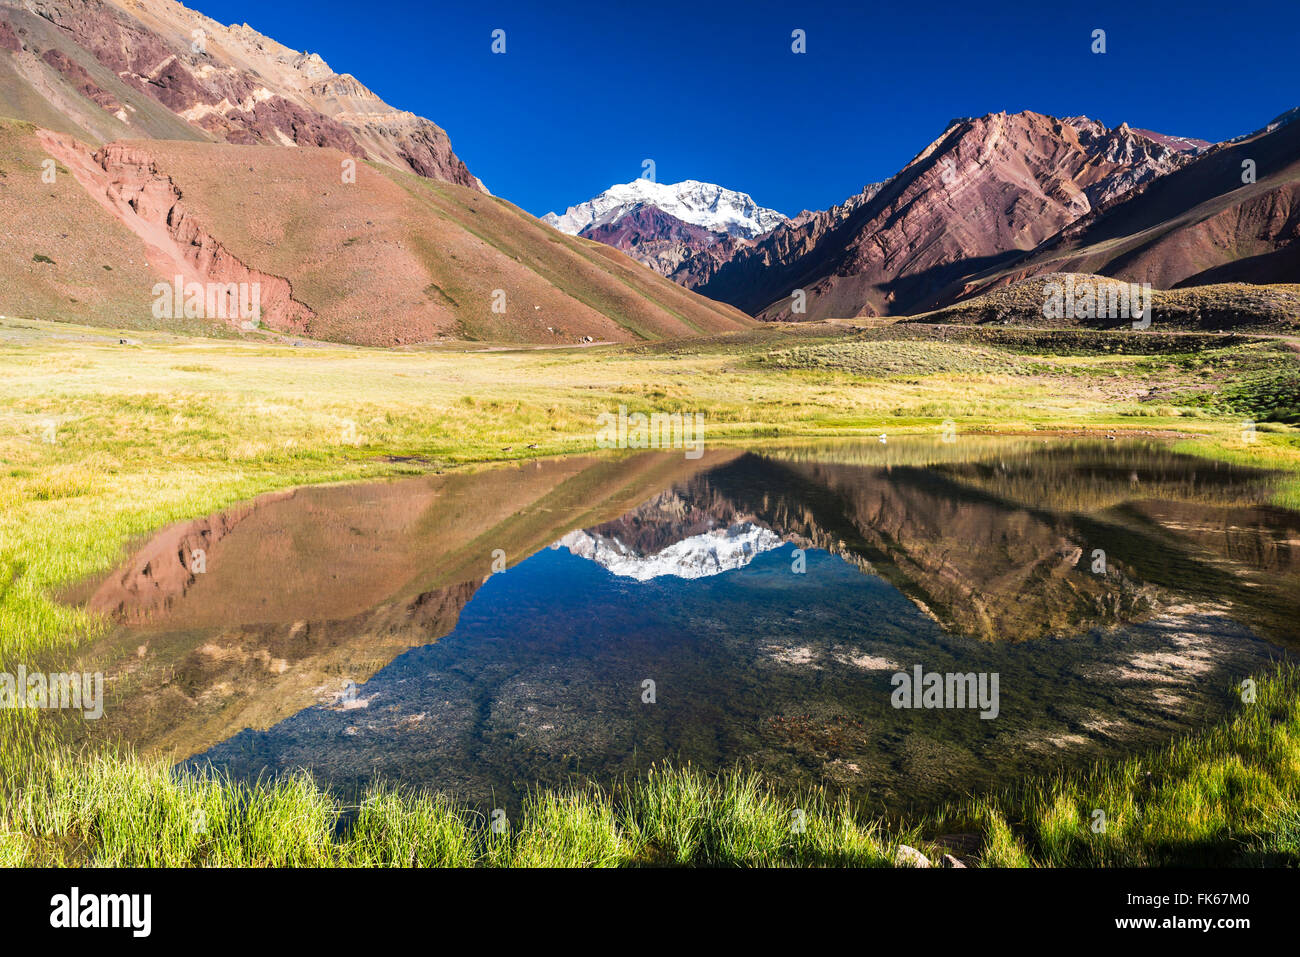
[891,666,1000,720]
[596,405,705,459]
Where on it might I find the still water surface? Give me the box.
[79,438,1299,811]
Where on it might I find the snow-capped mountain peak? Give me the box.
[543,179,787,239]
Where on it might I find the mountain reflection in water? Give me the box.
[75,438,1298,811]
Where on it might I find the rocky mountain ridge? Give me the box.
[0,0,485,189]
[684,111,1202,320]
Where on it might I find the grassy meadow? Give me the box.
[1,314,1298,866]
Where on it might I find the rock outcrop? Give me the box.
[964,110,1300,295]
[41,130,317,333]
[543,179,787,277]
[685,112,1199,320]
[1,0,485,190]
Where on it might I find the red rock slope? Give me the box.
[0,0,483,190]
[2,120,753,343]
[687,112,1198,321]
[963,111,1300,296]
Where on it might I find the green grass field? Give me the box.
[2,315,1298,867]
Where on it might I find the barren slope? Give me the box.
[0,0,483,190]
[0,118,173,328]
[3,123,754,343]
[689,112,1196,321]
[960,114,1300,297]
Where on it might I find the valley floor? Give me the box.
[1,317,1298,866]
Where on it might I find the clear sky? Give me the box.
[196,0,1299,217]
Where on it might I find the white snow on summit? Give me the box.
[554,523,784,581]
[542,180,787,239]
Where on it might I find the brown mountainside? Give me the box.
[581,204,733,277]
[959,112,1300,298]
[1,119,752,343]
[0,0,483,190]
[685,112,1196,321]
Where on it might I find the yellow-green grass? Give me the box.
[2,735,905,867]
[937,665,1300,867]
[1,316,1297,866]
[4,666,1296,867]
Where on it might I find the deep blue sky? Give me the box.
[198,0,1298,217]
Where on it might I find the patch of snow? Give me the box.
[543,179,787,239]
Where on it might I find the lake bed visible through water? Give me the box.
[76,437,1299,812]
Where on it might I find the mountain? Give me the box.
[544,179,786,238]
[1128,128,1213,154]
[0,117,753,343]
[0,0,484,190]
[956,109,1300,297]
[681,112,1204,321]
[0,0,754,344]
[667,181,889,293]
[578,205,732,277]
[542,179,787,276]
[7,0,1288,340]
